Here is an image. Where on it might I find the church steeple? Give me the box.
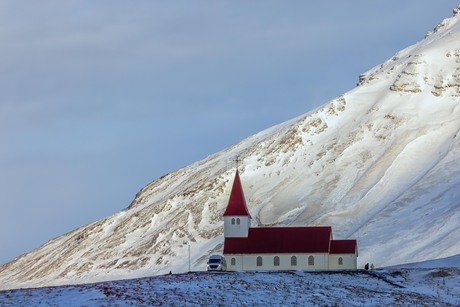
[223,169,252,238]
[223,170,251,218]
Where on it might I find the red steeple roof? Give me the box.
[223,170,251,218]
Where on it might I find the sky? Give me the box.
[0,1,458,265]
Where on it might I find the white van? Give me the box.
[207,255,227,271]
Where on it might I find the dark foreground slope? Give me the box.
[1,268,459,306]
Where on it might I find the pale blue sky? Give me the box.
[1,1,457,264]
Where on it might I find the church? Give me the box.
[222,170,358,271]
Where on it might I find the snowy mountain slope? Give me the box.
[1,7,460,291]
[389,254,460,269]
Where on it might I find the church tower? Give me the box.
[223,170,252,238]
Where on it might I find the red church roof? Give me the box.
[330,239,358,255]
[223,226,333,254]
[223,170,251,218]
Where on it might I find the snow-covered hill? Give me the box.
[1,6,460,291]
[1,256,459,306]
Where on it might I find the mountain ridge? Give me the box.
[1,7,459,290]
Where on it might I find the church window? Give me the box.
[291,256,297,266]
[257,256,263,267]
[231,218,235,225]
[338,257,343,265]
[274,256,280,266]
[308,256,315,266]
[237,218,240,225]
[231,258,236,266]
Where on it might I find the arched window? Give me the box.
[237,218,240,225]
[338,257,343,265]
[274,256,280,266]
[291,256,297,266]
[308,256,314,266]
[231,258,236,266]
[257,256,263,267]
[231,218,235,225]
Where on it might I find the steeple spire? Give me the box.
[234,155,241,170]
[223,170,251,218]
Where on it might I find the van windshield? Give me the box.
[209,259,221,264]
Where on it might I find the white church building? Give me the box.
[223,170,358,271]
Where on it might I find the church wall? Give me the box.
[223,216,251,237]
[225,255,243,271]
[224,253,330,271]
[328,254,357,270]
